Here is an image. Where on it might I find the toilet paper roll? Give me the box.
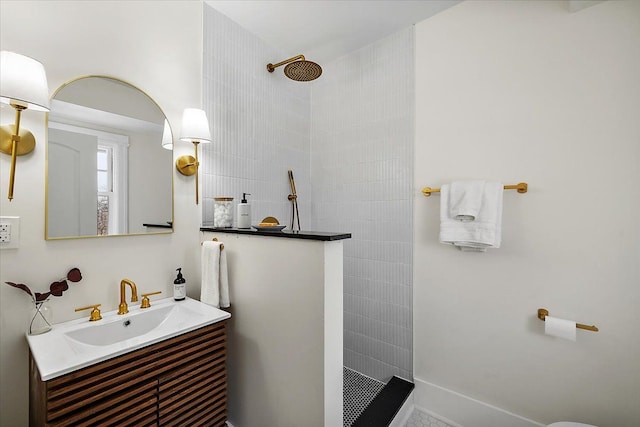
[545,315,576,341]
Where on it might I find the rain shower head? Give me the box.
[267,55,322,82]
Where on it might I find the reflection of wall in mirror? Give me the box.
[129,129,173,233]
[56,77,163,124]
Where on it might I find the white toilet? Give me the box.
[548,422,598,427]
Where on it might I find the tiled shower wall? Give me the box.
[310,28,414,381]
[203,5,414,382]
[202,6,311,227]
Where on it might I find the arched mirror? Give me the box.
[46,76,173,239]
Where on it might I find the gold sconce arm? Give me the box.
[0,103,36,201]
[176,140,201,204]
[1,51,50,201]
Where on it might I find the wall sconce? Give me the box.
[176,108,211,204]
[161,119,173,150]
[0,51,50,201]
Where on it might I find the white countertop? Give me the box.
[27,297,230,381]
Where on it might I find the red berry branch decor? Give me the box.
[5,268,82,301]
[5,268,83,335]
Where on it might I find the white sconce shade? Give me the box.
[180,108,211,143]
[0,51,50,111]
[176,108,211,204]
[161,119,173,150]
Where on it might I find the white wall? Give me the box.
[414,1,640,427]
[0,1,203,425]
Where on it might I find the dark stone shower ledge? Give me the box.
[353,376,415,427]
[200,226,351,241]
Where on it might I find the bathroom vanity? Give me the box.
[201,227,350,427]
[27,298,230,426]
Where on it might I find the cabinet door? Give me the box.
[56,380,158,426]
[158,324,227,426]
[30,353,158,427]
[46,377,157,426]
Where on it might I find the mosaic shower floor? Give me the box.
[343,367,385,426]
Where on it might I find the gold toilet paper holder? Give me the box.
[537,308,599,332]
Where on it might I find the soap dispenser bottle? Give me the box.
[173,268,186,301]
[237,193,252,229]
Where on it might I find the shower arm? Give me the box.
[267,55,305,73]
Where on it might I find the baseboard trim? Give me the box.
[413,377,546,427]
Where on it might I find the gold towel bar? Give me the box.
[422,182,528,197]
[537,308,598,332]
[201,237,224,250]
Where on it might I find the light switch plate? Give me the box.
[0,216,20,249]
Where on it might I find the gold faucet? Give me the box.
[118,279,138,315]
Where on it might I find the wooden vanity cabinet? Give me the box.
[29,321,227,427]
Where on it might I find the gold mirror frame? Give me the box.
[45,75,175,240]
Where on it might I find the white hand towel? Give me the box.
[439,181,503,250]
[201,241,230,308]
[449,180,485,221]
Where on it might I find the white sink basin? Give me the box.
[65,304,176,346]
[27,297,230,381]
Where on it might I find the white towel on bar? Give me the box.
[201,241,230,308]
[449,180,485,222]
[439,181,503,251]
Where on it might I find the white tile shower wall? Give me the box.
[203,4,414,382]
[310,28,415,381]
[202,6,311,228]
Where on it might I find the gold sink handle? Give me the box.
[75,304,102,321]
[140,291,162,309]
